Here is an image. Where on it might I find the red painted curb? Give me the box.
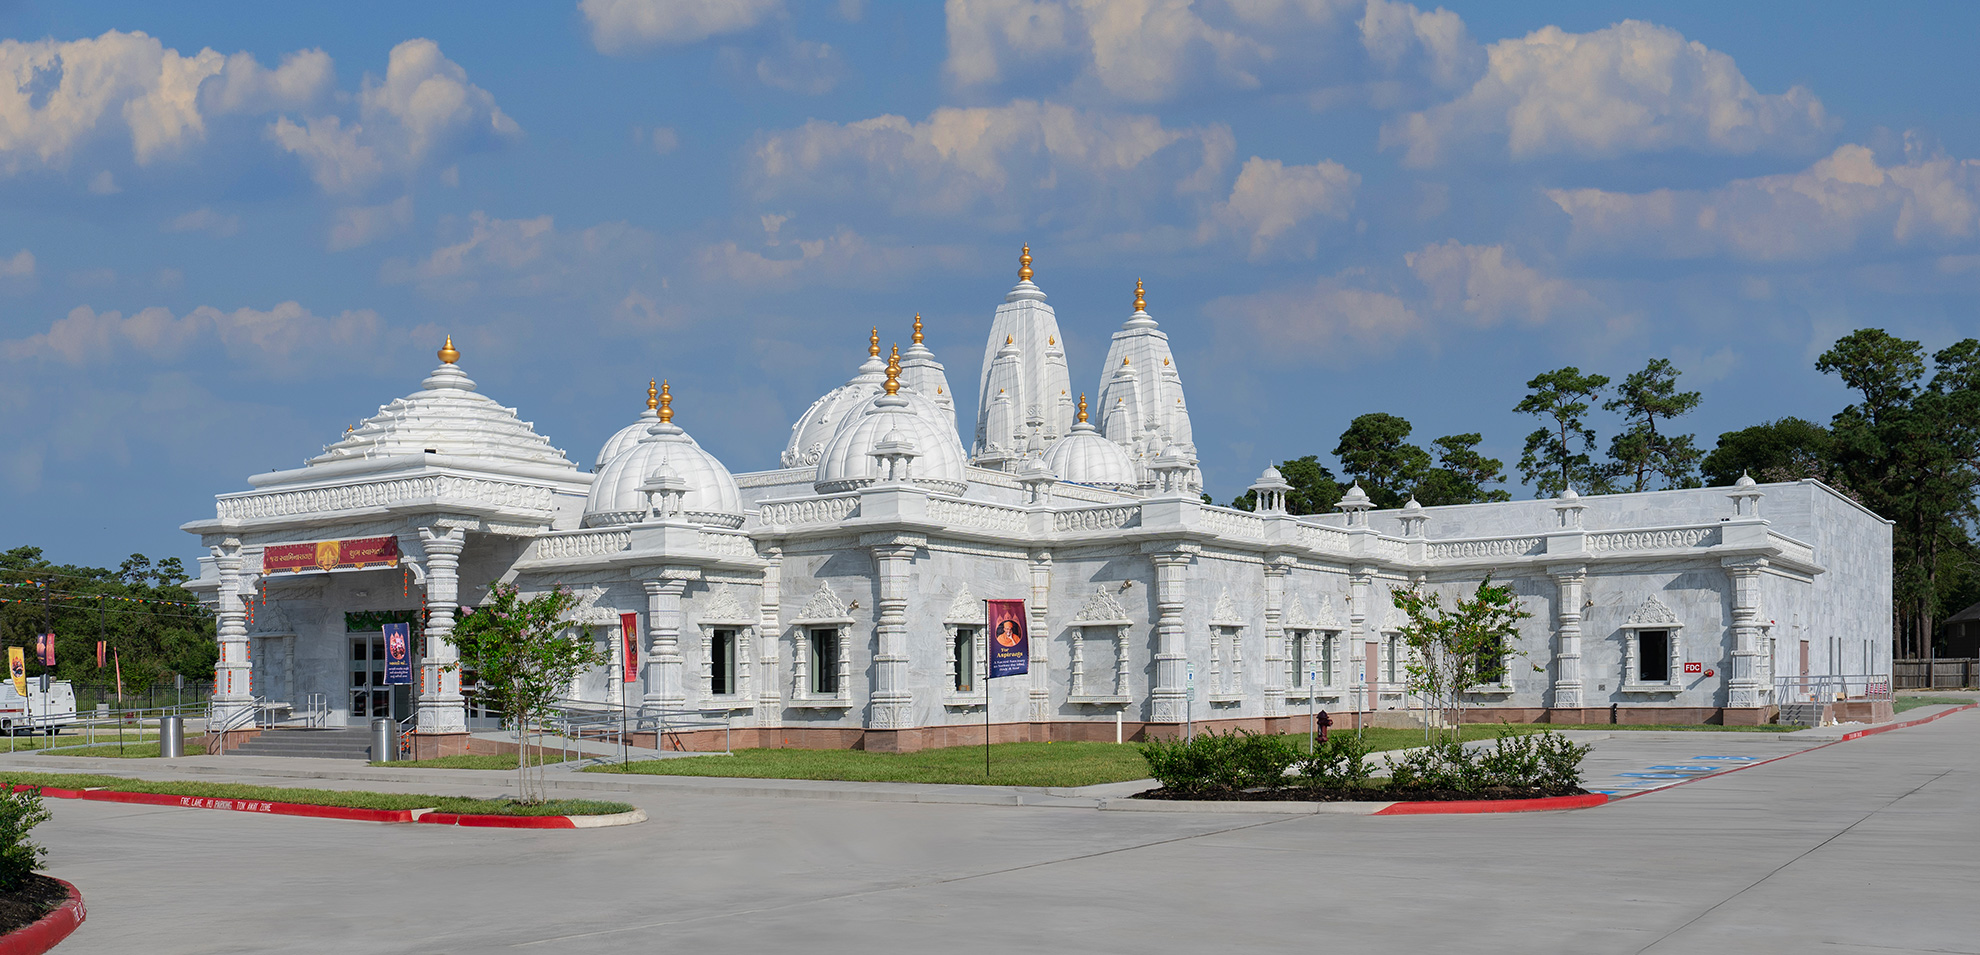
[70,789,417,823]
[0,878,85,955]
[1838,702,1975,741]
[1374,792,1608,815]
[417,812,577,829]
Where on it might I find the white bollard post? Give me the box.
[1115,709,1123,744]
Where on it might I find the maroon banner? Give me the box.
[619,612,639,683]
[986,599,1029,679]
[263,536,401,574]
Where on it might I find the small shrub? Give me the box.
[1536,730,1590,791]
[0,788,50,891]
[1477,730,1544,788]
[1386,739,1480,791]
[1297,733,1372,789]
[1137,730,1296,793]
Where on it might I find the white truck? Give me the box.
[0,680,78,735]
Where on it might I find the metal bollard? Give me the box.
[159,716,184,758]
[370,718,395,763]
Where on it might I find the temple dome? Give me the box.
[1043,398,1137,492]
[595,381,661,471]
[310,348,575,471]
[784,335,888,468]
[814,389,968,496]
[584,400,743,528]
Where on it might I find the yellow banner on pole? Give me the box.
[7,648,24,696]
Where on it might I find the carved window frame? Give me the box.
[696,621,755,712]
[943,600,987,709]
[1208,624,1245,705]
[1068,623,1130,705]
[1286,629,1344,700]
[790,615,854,709]
[1619,601,1685,694]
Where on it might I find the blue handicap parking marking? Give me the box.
[1617,772,1689,778]
[1691,755,1759,761]
[1647,765,1717,772]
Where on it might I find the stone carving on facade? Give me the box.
[697,587,755,625]
[566,585,618,625]
[943,584,985,624]
[1625,594,1681,627]
[1590,528,1718,552]
[1211,588,1244,627]
[1072,586,1133,624]
[794,583,853,623]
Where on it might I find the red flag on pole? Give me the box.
[96,641,105,669]
[619,612,639,683]
[113,649,123,702]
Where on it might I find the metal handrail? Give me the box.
[302,693,330,729]
[206,696,264,754]
[1773,673,1892,705]
[534,697,731,763]
[395,714,417,761]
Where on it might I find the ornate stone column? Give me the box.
[1347,566,1372,716]
[1262,557,1291,719]
[757,543,783,715]
[1726,557,1768,709]
[869,537,918,730]
[209,539,253,731]
[1549,565,1587,713]
[1149,544,1197,724]
[1028,549,1052,722]
[642,571,693,711]
[414,525,467,736]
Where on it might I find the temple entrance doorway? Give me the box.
[349,635,413,724]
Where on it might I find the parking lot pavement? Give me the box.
[26,706,1979,955]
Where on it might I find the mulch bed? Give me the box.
[1132,785,1587,802]
[0,874,69,937]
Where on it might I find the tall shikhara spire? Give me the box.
[972,244,1072,469]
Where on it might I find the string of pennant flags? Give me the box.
[0,579,210,612]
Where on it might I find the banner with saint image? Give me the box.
[985,599,1029,679]
[382,623,413,685]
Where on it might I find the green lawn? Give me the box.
[1552,723,1796,732]
[1894,695,1971,713]
[0,770,632,816]
[39,737,209,758]
[376,752,572,770]
[587,741,1154,788]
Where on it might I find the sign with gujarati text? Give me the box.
[620,613,640,684]
[383,623,413,685]
[1683,662,1703,674]
[985,599,1029,679]
[262,536,401,574]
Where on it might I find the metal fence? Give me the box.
[1773,674,1892,705]
[1894,658,1978,689]
[70,680,214,712]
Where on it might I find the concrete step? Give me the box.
[231,729,377,760]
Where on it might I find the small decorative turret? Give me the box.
[438,335,459,364]
[658,380,673,423]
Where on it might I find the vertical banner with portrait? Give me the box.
[985,599,1029,679]
[7,648,25,696]
[382,623,413,685]
[619,612,640,684]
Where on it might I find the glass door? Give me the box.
[350,636,392,722]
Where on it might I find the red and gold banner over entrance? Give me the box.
[262,536,401,574]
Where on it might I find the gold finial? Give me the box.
[912,313,923,344]
[1005,334,1013,345]
[1077,393,1088,423]
[1019,244,1032,281]
[658,380,673,423]
[437,334,458,364]
[869,327,880,357]
[646,379,659,411]
[1122,356,1130,366]
[884,345,901,395]
[1163,357,1170,366]
[1048,335,1055,346]
[1134,278,1145,312]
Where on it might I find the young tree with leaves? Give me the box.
[450,583,608,802]
[1515,367,1611,497]
[1391,579,1533,740]
[1605,358,1704,491]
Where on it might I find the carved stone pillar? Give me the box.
[870,539,917,729]
[1726,557,1768,708]
[642,572,693,710]
[757,544,783,715]
[209,539,253,730]
[1550,565,1587,711]
[1347,567,1371,713]
[414,526,467,735]
[1028,549,1052,722]
[1149,545,1197,724]
[1262,557,1291,719]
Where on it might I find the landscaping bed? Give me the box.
[0,873,69,936]
[0,771,632,817]
[1133,784,1583,802]
[1133,727,1594,803]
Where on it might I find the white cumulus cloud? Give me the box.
[581,0,783,54]
[1204,270,1422,363]
[1405,240,1599,326]
[1547,143,1980,262]
[1207,156,1359,260]
[3,301,382,366]
[1383,19,1832,166]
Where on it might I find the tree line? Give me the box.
[0,546,218,690]
[1229,331,1980,657]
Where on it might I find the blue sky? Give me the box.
[5,0,1978,568]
